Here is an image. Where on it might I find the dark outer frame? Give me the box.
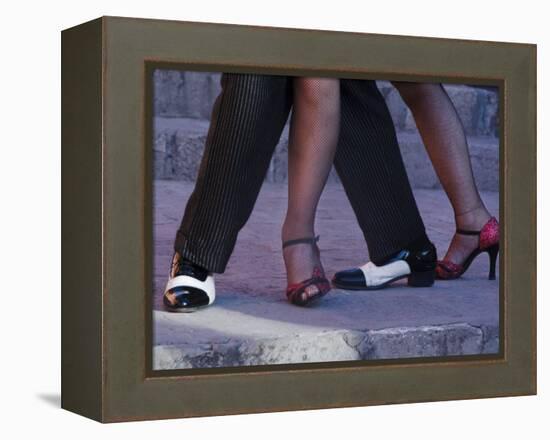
[61,16,536,422]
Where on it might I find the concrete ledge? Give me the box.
[154,321,498,370]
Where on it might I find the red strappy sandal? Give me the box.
[283,236,331,306]
[436,217,500,280]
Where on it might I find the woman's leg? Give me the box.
[393,82,492,264]
[283,77,340,287]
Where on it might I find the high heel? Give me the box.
[283,236,331,306]
[487,243,499,280]
[436,217,499,280]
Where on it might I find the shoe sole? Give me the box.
[164,304,210,313]
[332,272,435,291]
[162,302,212,313]
[331,274,409,291]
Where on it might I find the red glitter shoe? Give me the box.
[436,217,500,280]
[283,236,331,306]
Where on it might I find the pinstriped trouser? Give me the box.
[174,73,426,273]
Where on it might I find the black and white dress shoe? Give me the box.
[163,252,215,312]
[332,240,436,290]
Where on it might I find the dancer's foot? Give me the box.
[441,206,491,267]
[437,215,499,280]
[332,235,437,290]
[282,236,330,306]
[163,252,215,312]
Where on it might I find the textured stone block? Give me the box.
[377,81,500,137]
[153,70,221,119]
[357,324,484,359]
[153,324,497,369]
[153,72,500,137]
[153,117,499,191]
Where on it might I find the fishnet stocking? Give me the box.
[282,77,340,285]
[393,82,491,264]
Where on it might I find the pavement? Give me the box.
[152,181,500,370]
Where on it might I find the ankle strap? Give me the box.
[456,228,481,236]
[456,217,498,236]
[282,235,319,249]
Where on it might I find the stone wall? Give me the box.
[151,70,499,191]
[153,70,222,119]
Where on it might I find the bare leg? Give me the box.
[282,77,340,287]
[393,82,492,264]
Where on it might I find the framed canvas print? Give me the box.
[61,16,536,422]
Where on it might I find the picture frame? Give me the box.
[61,16,536,422]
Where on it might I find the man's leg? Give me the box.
[175,73,292,272]
[332,79,436,289]
[164,73,292,311]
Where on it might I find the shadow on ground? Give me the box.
[37,393,61,408]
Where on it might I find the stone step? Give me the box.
[153,117,498,191]
[153,70,222,120]
[154,320,498,370]
[377,81,499,137]
[153,70,500,136]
